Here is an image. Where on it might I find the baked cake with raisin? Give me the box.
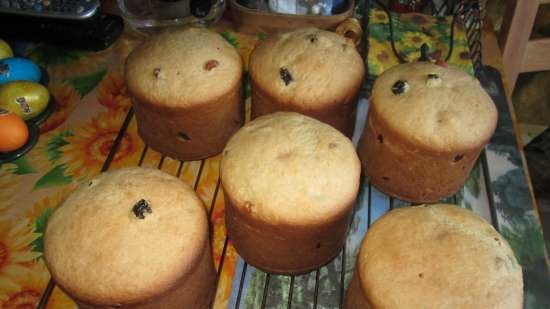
[221,112,361,274]
[357,62,497,202]
[44,167,215,308]
[345,204,523,309]
[249,27,365,137]
[125,27,243,160]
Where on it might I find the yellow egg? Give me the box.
[0,39,13,60]
[0,81,50,120]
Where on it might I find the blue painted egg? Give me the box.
[0,58,42,85]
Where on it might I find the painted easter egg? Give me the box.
[0,81,50,120]
[0,57,42,85]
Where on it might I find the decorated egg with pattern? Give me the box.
[0,57,42,85]
[0,81,50,120]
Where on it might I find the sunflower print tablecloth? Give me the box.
[0,27,259,309]
[367,8,474,76]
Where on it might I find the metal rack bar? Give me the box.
[209,234,229,309]
[208,179,225,308]
[481,149,500,229]
[137,145,148,167]
[260,274,271,309]
[101,108,134,173]
[176,160,184,177]
[234,262,249,309]
[36,279,55,309]
[339,244,347,307]
[367,184,373,227]
[216,237,230,275]
[193,159,206,190]
[287,275,295,309]
[157,155,166,169]
[312,269,321,309]
[208,177,222,218]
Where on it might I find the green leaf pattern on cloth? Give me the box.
[67,69,108,98]
[221,31,240,49]
[26,44,87,67]
[33,164,72,190]
[46,130,74,164]
[367,8,474,76]
[31,207,54,257]
[9,157,36,175]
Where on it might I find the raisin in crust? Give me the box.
[357,62,498,202]
[249,27,365,137]
[345,204,523,309]
[44,167,216,309]
[125,27,243,160]
[221,112,361,274]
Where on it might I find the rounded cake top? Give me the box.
[371,62,497,152]
[221,112,361,225]
[44,167,209,306]
[249,27,365,108]
[357,204,523,309]
[125,27,243,108]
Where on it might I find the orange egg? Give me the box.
[0,109,29,152]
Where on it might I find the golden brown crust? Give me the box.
[221,112,360,273]
[358,104,482,202]
[72,242,215,309]
[221,112,360,225]
[224,192,350,274]
[251,79,359,137]
[249,27,364,136]
[133,82,243,161]
[125,27,244,160]
[369,62,497,152]
[347,204,523,309]
[44,168,214,307]
[358,63,497,202]
[125,27,242,107]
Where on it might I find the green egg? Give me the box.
[0,81,50,120]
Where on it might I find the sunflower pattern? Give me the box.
[368,8,474,76]
[0,167,18,214]
[96,67,132,111]
[23,184,76,221]
[1,260,47,309]
[0,259,76,309]
[371,10,389,24]
[58,110,143,180]
[40,82,81,134]
[0,217,41,304]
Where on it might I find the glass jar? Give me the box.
[118,0,226,34]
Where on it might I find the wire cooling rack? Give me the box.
[37,1,547,308]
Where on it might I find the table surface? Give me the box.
[0,11,549,309]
